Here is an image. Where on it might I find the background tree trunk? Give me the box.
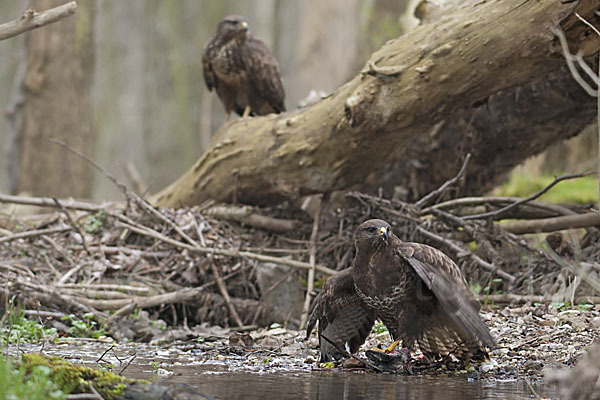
[152,0,598,207]
[14,0,95,198]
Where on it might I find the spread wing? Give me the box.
[242,37,286,112]
[306,268,374,362]
[397,241,496,350]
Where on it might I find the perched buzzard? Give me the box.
[202,15,286,120]
[307,219,495,363]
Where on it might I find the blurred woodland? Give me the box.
[0,0,596,203]
[0,0,425,200]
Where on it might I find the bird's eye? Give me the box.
[366,227,377,233]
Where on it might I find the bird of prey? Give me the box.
[202,15,286,120]
[307,219,495,363]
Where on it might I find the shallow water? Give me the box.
[15,341,557,399]
[136,365,556,400]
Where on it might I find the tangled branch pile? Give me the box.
[1,172,599,342]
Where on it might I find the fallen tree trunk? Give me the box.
[153,0,598,207]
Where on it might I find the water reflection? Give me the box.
[144,366,556,400]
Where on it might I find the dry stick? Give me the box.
[52,197,92,255]
[57,283,151,295]
[115,220,336,275]
[57,264,84,285]
[204,205,300,233]
[0,1,77,41]
[463,172,594,220]
[0,226,72,244]
[48,138,132,199]
[415,153,471,208]
[551,27,599,97]
[422,196,577,218]
[210,263,243,327]
[502,212,600,234]
[15,278,105,318]
[416,226,515,282]
[300,196,324,330]
[0,193,112,212]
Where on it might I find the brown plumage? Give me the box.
[202,15,285,119]
[307,219,495,362]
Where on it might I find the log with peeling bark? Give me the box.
[152,0,599,208]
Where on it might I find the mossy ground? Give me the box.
[0,353,149,400]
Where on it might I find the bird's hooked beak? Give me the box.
[377,226,389,241]
[241,21,248,31]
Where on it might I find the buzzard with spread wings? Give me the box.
[307,219,495,362]
[202,15,286,120]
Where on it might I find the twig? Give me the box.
[210,263,243,327]
[422,196,577,218]
[0,193,115,213]
[551,27,598,96]
[114,220,336,275]
[501,212,600,234]
[57,264,84,285]
[476,293,557,303]
[0,226,72,244]
[300,196,324,330]
[57,283,151,295]
[14,278,106,319]
[48,138,132,200]
[463,172,593,220]
[524,377,542,400]
[0,2,77,41]
[204,205,300,233]
[416,226,515,282]
[319,333,382,372]
[415,153,471,208]
[52,197,91,255]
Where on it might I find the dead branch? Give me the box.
[210,263,243,327]
[57,283,151,295]
[415,153,471,208]
[115,220,336,275]
[52,197,91,255]
[0,193,115,213]
[0,226,72,244]
[502,212,600,234]
[422,196,578,218]
[463,172,593,220]
[551,26,599,97]
[300,195,323,330]
[204,205,300,233]
[0,1,77,41]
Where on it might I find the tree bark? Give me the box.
[14,0,95,198]
[153,0,598,208]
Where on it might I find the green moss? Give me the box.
[0,355,69,400]
[20,354,148,400]
[494,174,598,204]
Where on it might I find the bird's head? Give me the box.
[217,15,249,43]
[354,219,392,251]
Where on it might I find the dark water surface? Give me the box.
[127,364,557,400]
[17,342,557,399]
